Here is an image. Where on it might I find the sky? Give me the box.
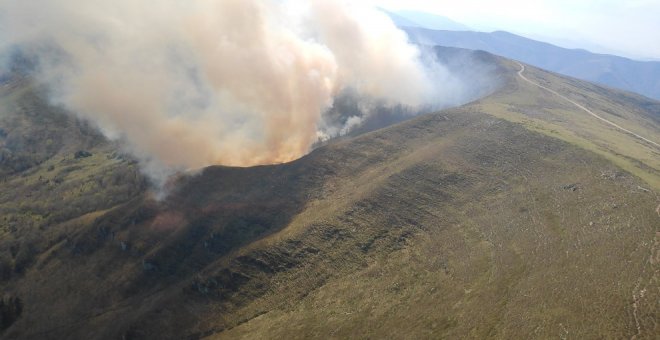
[374,0,660,60]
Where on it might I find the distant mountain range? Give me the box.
[384,10,471,31]
[385,11,660,101]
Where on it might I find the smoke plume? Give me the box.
[0,0,489,183]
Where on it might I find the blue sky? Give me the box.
[374,0,660,60]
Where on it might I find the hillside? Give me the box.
[0,50,658,339]
[404,27,660,101]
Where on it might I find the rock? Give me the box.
[0,295,23,330]
[74,150,93,159]
[637,186,650,193]
[142,260,157,271]
[562,183,580,191]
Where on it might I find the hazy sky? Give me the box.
[375,0,660,60]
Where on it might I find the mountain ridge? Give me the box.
[391,10,471,31]
[0,48,658,339]
[404,27,660,101]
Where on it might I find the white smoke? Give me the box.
[0,0,486,184]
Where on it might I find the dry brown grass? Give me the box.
[0,55,658,339]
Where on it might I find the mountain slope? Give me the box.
[0,78,146,335]
[0,50,658,339]
[483,59,659,190]
[214,57,660,340]
[404,28,660,101]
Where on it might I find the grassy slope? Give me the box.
[0,78,146,334]
[210,60,659,339]
[214,109,658,339]
[481,60,660,189]
[0,55,657,339]
[0,79,145,240]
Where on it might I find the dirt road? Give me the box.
[516,62,659,149]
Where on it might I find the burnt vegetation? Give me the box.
[0,53,658,339]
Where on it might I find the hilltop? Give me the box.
[0,49,658,339]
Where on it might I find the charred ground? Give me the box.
[0,50,658,339]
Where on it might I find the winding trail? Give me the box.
[518,62,660,338]
[515,62,660,149]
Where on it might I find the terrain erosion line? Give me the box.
[515,62,660,149]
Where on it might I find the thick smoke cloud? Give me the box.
[0,0,488,183]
